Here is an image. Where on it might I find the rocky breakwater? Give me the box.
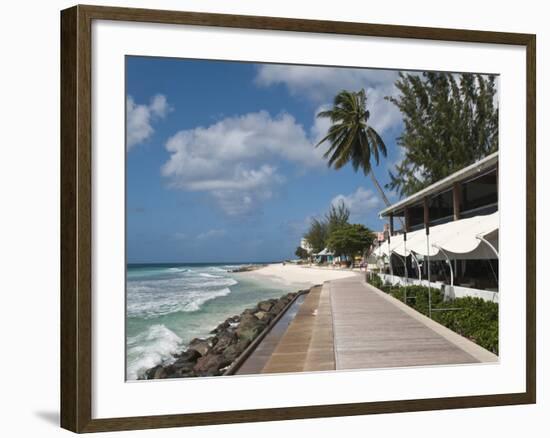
[143,291,304,379]
[229,264,266,273]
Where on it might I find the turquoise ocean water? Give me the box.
[126,263,297,380]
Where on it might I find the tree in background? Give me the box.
[316,89,392,207]
[304,201,351,253]
[326,224,374,267]
[325,201,350,235]
[304,218,328,254]
[295,246,310,260]
[386,72,499,197]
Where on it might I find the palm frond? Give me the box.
[315,88,387,176]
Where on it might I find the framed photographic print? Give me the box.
[60,4,536,433]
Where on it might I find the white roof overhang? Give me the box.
[376,212,498,260]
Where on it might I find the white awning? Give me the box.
[393,228,425,257]
[375,233,405,258]
[429,212,498,256]
[372,245,385,258]
[315,248,334,256]
[376,212,498,260]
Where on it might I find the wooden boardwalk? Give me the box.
[329,276,481,369]
[235,294,307,375]
[235,275,496,375]
[261,285,335,374]
[303,282,335,371]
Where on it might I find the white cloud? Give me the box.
[162,110,330,216]
[309,104,332,145]
[255,65,403,134]
[255,65,392,100]
[208,166,283,217]
[174,232,187,240]
[163,110,324,172]
[126,94,171,150]
[162,64,406,218]
[331,187,381,221]
[196,229,226,240]
[149,94,170,118]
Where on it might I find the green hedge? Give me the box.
[369,273,384,289]
[367,276,499,354]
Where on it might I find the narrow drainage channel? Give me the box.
[234,293,307,375]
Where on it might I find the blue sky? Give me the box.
[126,57,406,263]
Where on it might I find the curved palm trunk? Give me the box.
[369,171,391,207]
[369,172,406,229]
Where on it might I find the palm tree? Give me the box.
[316,89,392,207]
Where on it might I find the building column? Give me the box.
[389,214,394,236]
[423,197,430,279]
[423,197,429,226]
[453,182,462,221]
[496,164,499,204]
[404,207,411,233]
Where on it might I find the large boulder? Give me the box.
[165,359,197,378]
[238,313,262,328]
[257,299,276,312]
[173,349,201,363]
[270,300,288,315]
[236,323,265,344]
[254,310,273,323]
[236,313,253,329]
[188,337,217,357]
[193,353,231,376]
[236,313,267,342]
[210,320,230,334]
[212,330,237,353]
[172,359,195,372]
[222,339,251,362]
[241,307,259,316]
[145,365,168,380]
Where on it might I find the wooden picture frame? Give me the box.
[60,4,536,433]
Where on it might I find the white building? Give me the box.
[373,152,499,302]
[300,238,313,254]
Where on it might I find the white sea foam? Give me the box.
[167,267,188,273]
[188,278,238,288]
[127,285,235,318]
[126,324,182,380]
[199,272,221,278]
[180,287,232,312]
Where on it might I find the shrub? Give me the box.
[432,296,499,354]
[369,274,384,289]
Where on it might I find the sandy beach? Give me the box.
[237,263,359,287]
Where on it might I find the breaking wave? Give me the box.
[126,324,182,380]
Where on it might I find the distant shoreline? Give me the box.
[235,263,359,288]
[127,261,279,268]
[228,264,267,273]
